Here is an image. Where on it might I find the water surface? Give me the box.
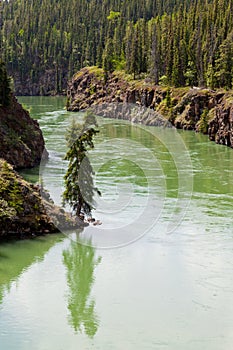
[0,97,233,349]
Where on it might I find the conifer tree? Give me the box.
[1,0,233,92]
[214,33,233,89]
[130,25,140,79]
[62,110,100,219]
[149,18,160,84]
[102,38,115,77]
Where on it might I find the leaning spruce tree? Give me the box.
[62,110,100,220]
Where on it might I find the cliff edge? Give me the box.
[67,67,233,148]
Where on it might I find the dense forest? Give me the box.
[0,0,232,95]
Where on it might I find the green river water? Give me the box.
[0,97,233,349]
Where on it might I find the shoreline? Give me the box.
[67,67,233,149]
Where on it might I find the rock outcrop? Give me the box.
[0,95,47,169]
[67,67,130,111]
[67,67,233,148]
[208,94,233,147]
[67,67,168,112]
[0,159,86,241]
[0,95,88,240]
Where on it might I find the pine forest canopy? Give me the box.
[0,0,233,94]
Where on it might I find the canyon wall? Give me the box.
[67,68,233,148]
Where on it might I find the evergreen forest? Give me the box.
[0,0,233,94]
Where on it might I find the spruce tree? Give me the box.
[1,0,233,92]
[62,110,100,219]
[102,38,115,78]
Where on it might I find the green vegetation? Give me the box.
[1,0,233,94]
[198,108,210,134]
[62,111,100,219]
[0,160,24,219]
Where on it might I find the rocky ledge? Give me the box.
[67,67,233,148]
[0,95,47,169]
[0,159,86,241]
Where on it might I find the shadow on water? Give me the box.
[63,234,101,338]
[0,234,62,305]
[19,165,40,184]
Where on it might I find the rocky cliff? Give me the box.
[0,159,85,241]
[0,96,86,240]
[208,94,233,147]
[0,95,47,169]
[67,67,233,147]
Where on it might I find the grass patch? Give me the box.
[87,66,105,78]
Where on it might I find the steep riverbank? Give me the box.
[0,95,47,169]
[0,96,85,240]
[67,67,233,148]
[0,159,85,241]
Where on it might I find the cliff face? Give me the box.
[67,67,130,111]
[0,96,86,240]
[0,159,85,240]
[208,95,233,147]
[67,67,233,148]
[0,95,47,169]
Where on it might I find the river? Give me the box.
[0,96,233,349]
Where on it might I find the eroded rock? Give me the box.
[67,67,233,148]
[0,95,48,169]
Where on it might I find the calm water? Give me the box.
[0,96,233,349]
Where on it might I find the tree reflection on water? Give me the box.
[63,237,101,338]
